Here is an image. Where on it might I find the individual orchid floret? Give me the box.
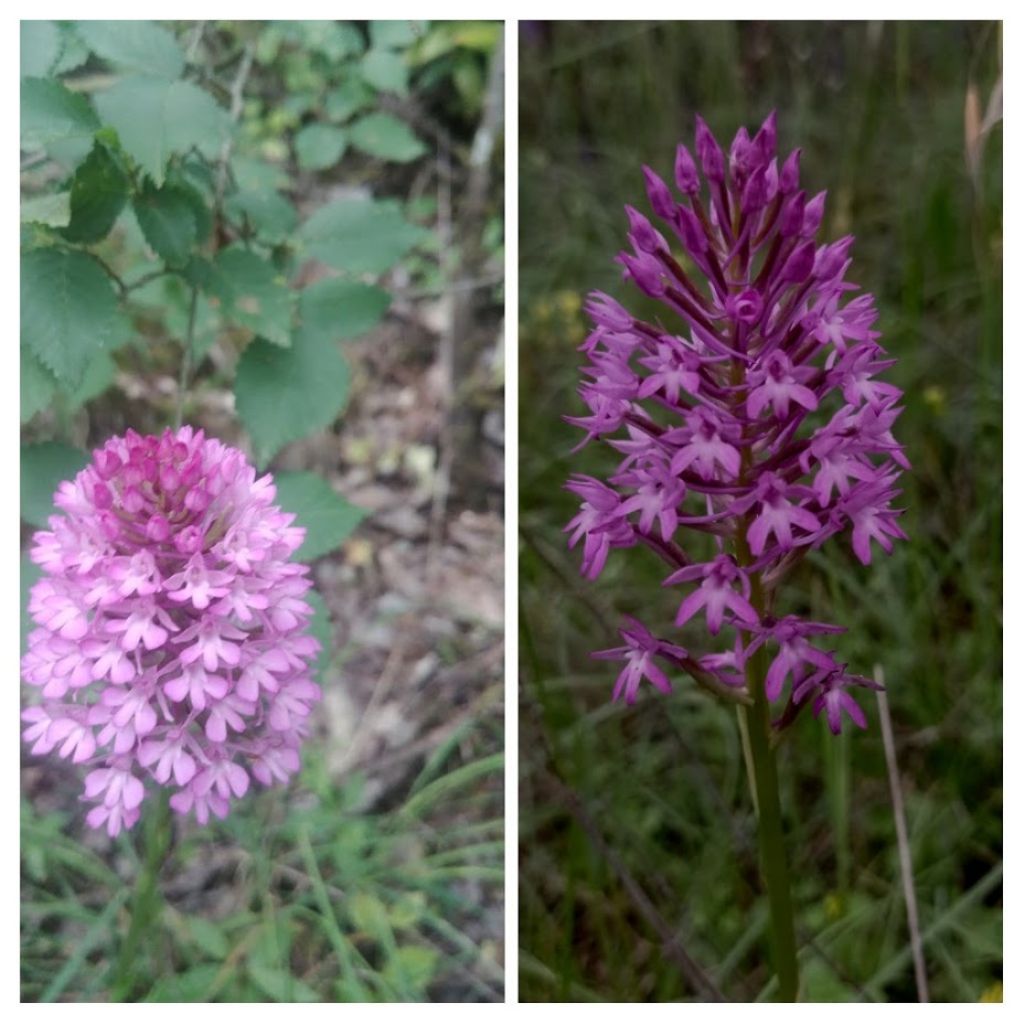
[592,616,688,705]
[565,112,907,735]
[21,426,323,836]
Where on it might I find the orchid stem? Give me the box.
[111,794,172,1000]
[740,559,799,1001]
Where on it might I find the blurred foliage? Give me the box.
[518,21,1001,1002]
[22,740,503,1002]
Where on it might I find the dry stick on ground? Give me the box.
[875,665,929,1003]
[334,628,410,774]
[428,28,505,569]
[428,128,456,571]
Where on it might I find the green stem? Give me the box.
[737,547,799,1001]
[110,795,173,1000]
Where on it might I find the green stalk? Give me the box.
[736,539,799,1001]
[110,794,173,1000]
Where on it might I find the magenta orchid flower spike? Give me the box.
[564,112,908,1001]
[21,426,322,836]
[566,111,907,734]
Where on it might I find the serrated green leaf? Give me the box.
[299,279,390,342]
[68,350,117,409]
[246,964,320,1003]
[133,180,198,266]
[306,589,331,680]
[294,123,348,171]
[274,472,365,560]
[349,112,425,163]
[21,348,57,423]
[324,79,375,123]
[21,77,99,149]
[360,49,408,94]
[383,945,439,993]
[21,22,60,77]
[234,328,350,465]
[164,173,213,244]
[21,247,126,387]
[21,441,89,526]
[370,21,426,49]
[21,192,71,228]
[207,246,293,348]
[51,23,91,75]
[225,189,297,243]
[62,143,130,243]
[95,77,229,186]
[76,20,184,79]
[299,197,427,275]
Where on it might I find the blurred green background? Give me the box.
[518,21,1001,1002]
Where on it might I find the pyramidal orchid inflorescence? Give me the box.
[566,112,908,734]
[21,426,322,835]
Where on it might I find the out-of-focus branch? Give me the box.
[875,666,929,1003]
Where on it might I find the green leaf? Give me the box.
[234,327,350,464]
[95,77,229,186]
[231,155,290,191]
[274,472,365,560]
[294,123,348,171]
[324,79,375,123]
[360,49,408,94]
[225,190,297,243]
[51,24,91,75]
[68,350,117,409]
[76,20,184,79]
[21,349,57,423]
[299,197,428,275]
[300,20,364,61]
[383,945,439,993]
[21,441,89,526]
[62,143,130,243]
[21,77,99,149]
[370,21,425,49]
[21,192,71,228]
[21,247,127,388]
[163,173,213,245]
[207,246,293,348]
[133,180,198,266]
[349,113,425,163]
[21,21,60,77]
[306,589,331,680]
[300,279,390,342]
[247,964,320,1003]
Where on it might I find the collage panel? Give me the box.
[519,20,1002,1003]
[19,18,504,1003]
